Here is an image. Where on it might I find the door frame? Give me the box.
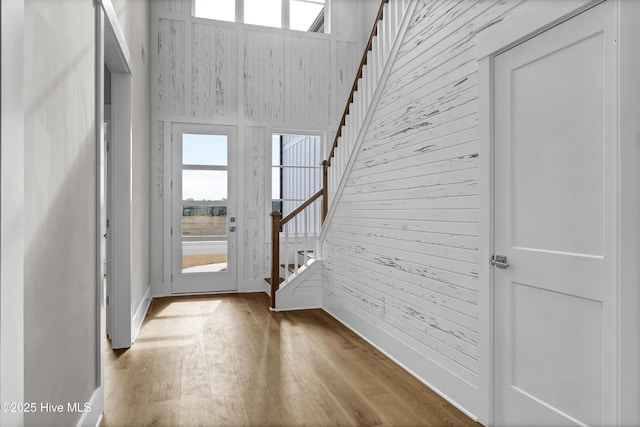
[97,0,133,352]
[475,0,640,425]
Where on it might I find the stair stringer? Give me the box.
[273,259,323,311]
[318,0,418,249]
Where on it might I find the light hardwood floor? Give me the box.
[102,293,478,427]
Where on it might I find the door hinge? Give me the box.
[106,219,109,228]
[491,255,510,269]
[106,295,110,306]
[106,141,110,152]
[171,227,173,236]
[171,273,173,282]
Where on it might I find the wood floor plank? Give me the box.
[102,293,478,427]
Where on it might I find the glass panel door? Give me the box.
[172,125,236,293]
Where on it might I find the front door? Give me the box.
[494,2,617,425]
[172,124,237,294]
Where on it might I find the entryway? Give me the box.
[171,124,237,294]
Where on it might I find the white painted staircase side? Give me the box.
[274,258,323,311]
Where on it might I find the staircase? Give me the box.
[266,0,416,310]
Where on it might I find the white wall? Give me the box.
[355,0,381,52]
[151,0,371,295]
[1,1,25,426]
[322,0,530,418]
[23,1,97,425]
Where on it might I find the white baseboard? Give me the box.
[273,287,322,311]
[239,278,268,293]
[75,386,103,427]
[131,285,152,343]
[322,290,479,422]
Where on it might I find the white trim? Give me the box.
[75,387,104,427]
[97,0,132,75]
[99,0,134,351]
[131,285,152,343]
[477,55,494,427]
[475,0,602,59]
[94,0,106,402]
[322,297,479,422]
[0,1,25,426]
[618,1,640,424]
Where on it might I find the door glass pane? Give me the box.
[272,135,281,211]
[182,204,228,237]
[181,201,229,274]
[181,139,228,274]
[182,170,228,202]
[183,134,228,166]
[182,240,228,272]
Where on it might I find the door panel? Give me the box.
[172,124,237,294]
[494,2,617,426]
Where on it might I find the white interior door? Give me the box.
[171,124,237,294]
[493,2,617,425]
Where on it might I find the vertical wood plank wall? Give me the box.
[322,0,527,417]
[151,0,362,294]
[244,126,268,287]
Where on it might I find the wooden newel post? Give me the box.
[270,211,281,309]
[322,160,328,223]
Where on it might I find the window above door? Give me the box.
[194,0,326,33]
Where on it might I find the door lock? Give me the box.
[229,226,236,232]
[491,255,510,269]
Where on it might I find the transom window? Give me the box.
[194,0,326,33]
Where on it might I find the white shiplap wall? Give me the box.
[322,0,527,418]
[151,0,366,294]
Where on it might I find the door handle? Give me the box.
[491,255,510,269]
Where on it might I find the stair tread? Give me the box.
[282,263,302,273]
[264,277,284,285]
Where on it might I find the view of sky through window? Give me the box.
[182,170,228,201]
[182,134,228,201]
[290,0,324,31]
[194,0,325,32]
[194,0,235,22]
[245,0,282,28]
[183,134,227,166]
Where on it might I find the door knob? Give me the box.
[491,255,510,269]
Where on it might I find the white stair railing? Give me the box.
[323,0,412,212]
[269,0,413,309]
